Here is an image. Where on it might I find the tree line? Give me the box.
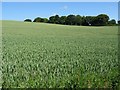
[24,14,120,26]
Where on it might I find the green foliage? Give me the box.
[33,14,116,26]
[108,19,116,26]
[33,17,41,22]
[24,19,32,22]
[85,16,96,26]
[33,17,48,23]
[75,15,82,25]
[42,18,48,23]
[81,16,89,26]
[59,16,67,25]
[49,15,60,24]
[48,16,56,23]
[2,21,119,88]
[92,14,109,26]
[118,20,120,24]
[54,15,60,24]
[65,15,76,25]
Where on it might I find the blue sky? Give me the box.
[2,2,118,21]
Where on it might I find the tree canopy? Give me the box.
[118,20,120,25]
[25,14,117,26]
[24,19,32,22]
[92,14,109,26]
[108,19,116,25]
[33,17,48,23]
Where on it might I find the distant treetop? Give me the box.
[24,14,118,26]
[24,19,32,22]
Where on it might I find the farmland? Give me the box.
[2,20,119,88]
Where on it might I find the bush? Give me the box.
[108,19,116,25]
[24,19,32,22]
[33,17,41,22]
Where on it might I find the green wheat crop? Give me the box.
[2,20,119,88]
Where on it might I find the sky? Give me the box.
[2,2,118,21]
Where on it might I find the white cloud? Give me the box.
[60,5,68,10]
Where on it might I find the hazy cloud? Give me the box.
[63,5,68,10]
[60,5,68,10]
